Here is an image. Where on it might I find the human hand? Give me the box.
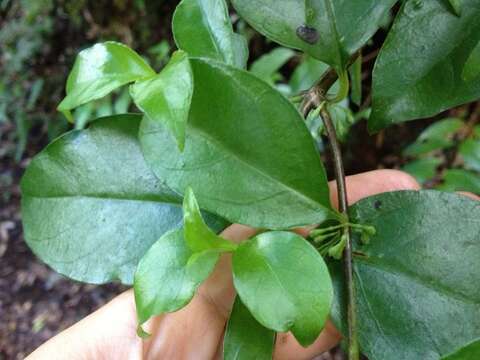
[27,170,422,360]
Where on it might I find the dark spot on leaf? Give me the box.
[374,200,382,210]
[296,25,319,45]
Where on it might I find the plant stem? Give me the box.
[300,53,361,359]
[320,105,359,360]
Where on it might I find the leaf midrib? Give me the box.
[197,0,232,64]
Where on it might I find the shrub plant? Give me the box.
[21,0,480,359]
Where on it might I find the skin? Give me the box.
[28,170,477,360]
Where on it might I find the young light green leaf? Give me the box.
[463,41,480,82]
[402,157,441,184]
[459,138,480,172]
[134,229,219,329]
[183,187,237,253]
[140,58,334,229]
[231,0,396,71]
[172,0,248,68]
[370,0,480,131]
[437,169,480,194]
[403,118,464,157]
[232,231,333,346]
[442,339,480,360]
[223,297,275,360]
[250,47,295,84]
[58,42,155,114]
[330,191,480,360]
[21,114,227,285]
[130,51,192,151]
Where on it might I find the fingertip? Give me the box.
[377,169,421,191]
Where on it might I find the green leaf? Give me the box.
[231,0,396,71]
[460,139,480,172]
[350,54,362,106]
[21,114,227,284]
[403,118,464,157]
[289,55,329,94]
[183,187,237,252]
[370,0,480,131]
[463,41,480,82]
[140,58,334,229]
[402,157,441,184]
[172,0,248,68]
[134,229,219,327]
[130,51,193,151]
[438,169,480,194]
[58,42,155,113]
[330,190,480,360]
[442,339,480,360]
[224,296,275,360]
[250,47,296,84]
[232,231,333,346]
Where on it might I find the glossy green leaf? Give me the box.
[134,229,219,327]
[402,157,441,184]
[403,118,463,157]
[231,0,396,70]
[289,55,329,94]
[183,187,237,253]
[232,231,333,346]
[21,115,227,284]
[130,51,192,151]
[172,0,248,68]
[370,0,480,131]
[330,190,480,360]
[140,58,334,229]
[58,42,155,114]
[224,297,275,360]
[463,41,480,82]
[460,139,480,171]
[250,47,295,84]
[442,339,480,360]
[438,169,480,194]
